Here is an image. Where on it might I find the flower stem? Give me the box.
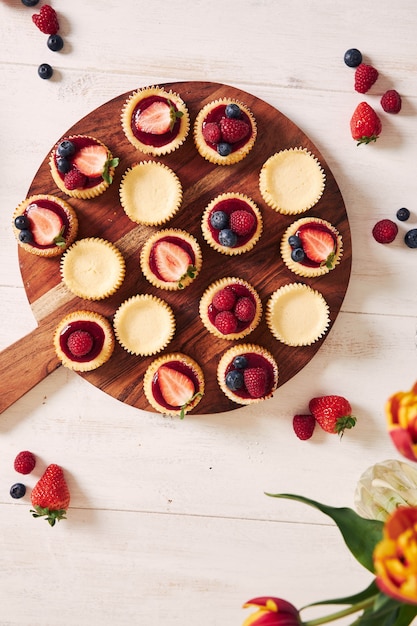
[303,595,378,625]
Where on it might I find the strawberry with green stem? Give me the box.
[30,464,70,526]
[309,395,357,437]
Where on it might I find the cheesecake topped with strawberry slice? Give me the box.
[12,194,78,257]
[49,135,119,199]
[143,353,205,417]
[121,86,190,156]
[281,217,343,277]
[193,99,257,165]
[140,229,202,290]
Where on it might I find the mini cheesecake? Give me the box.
[140,229,202,290]
[201,193,262,255]
[50,135,119,199]
[121,86,190,156]
[217,344,278,405]
[53,310,115,372]
[12,194,78,257]
[281,217,343,277]
[199,277,262,340]
[194,99,257,165]
[143,353,205,417]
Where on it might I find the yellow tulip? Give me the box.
[385,382,417,462]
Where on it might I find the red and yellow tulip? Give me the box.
[242,597,301,625]
[373,506,417,604]
[385,382,417,462]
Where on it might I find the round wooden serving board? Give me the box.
[1,81,351,415]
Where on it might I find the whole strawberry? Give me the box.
[381,89,402,114]
[30,464,70,526]
[354,63,378,93]
[32,5,59,35]
[293,414,316,440]
[350,102,382,145]
[14,450,36,474]
[309,395,356,437]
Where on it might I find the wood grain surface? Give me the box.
[7,81,351,414]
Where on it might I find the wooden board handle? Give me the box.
[0,322,60,414]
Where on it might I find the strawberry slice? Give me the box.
[158,365,195,407]
[154,241,192,282]
[26,205,64,246]
[135,101,173,134]
[299,228,335,264]
[72,144,108,178]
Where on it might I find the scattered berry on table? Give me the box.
[229,210,255,237]
[225,103,242,118]
[47,34,64,52]
[210,210,229,230]
[202,122,222,144]
[309,395,357,436]
[343,48,362,67]
[218,228,238,247]
[32,5,59,35]
[293,414,316,440]
[350,102,382,145]
[372,219,398,244]
[10,483,26,499]
[354,63,379,93]
[217,142,232,157]
[21,0,39,6]
[38,63,53,80]
[234,297,255,322]
[214,310,238,335]
[14,450,36,474]
[219,117,250,144]
[404,229,417,249]
[30,463,70,526]
[380,89,402,114]
[226,369,244,391]
[14,215,30,230]
[396,207,410,222]
[243,367,268,399]
[212,287,236,311]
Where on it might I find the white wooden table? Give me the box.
[1,1,416,624]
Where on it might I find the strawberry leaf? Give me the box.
[30,505,67,526]
[179,392,203,419]
[102,157,119,184]
[53,226,66,248]
[177,264,197,289]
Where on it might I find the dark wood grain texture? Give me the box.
[1,81,351,415]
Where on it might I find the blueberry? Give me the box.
[210,210,229,230]
[291,247,305,262]
[21,0,39,5]
[217,142,232,157]
[225,103,241,119]
[397,207,410,222]
[288,234,302,248]
[38,63,53,80]
[10,483,26,499]
[344,48,362,67]
[19,229,33,243]
[219,228,238,247]
[14,215,30,230]
[404,229,417,248]
[57,156,72,174]
[226,369,244,391]
[57,140,76,158]
[47,34,64,52]
[233,355,248,369]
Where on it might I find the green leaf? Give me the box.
[303,580,379,609]
[266,493,383,572]
[392,604,417,626]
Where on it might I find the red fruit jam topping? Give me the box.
[131,96,182,148]
[225,353,275,400]
[208,283,257,334]
[295,222,337,267]
[202,104,253,154]
[208,197,257,246]
[151,360,200,411]
[25,199,70,249]
[149,236,196,282]
[58,320,105,363]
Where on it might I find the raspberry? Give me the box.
[354,63,379,94]
[243,367,268,399]
[14,450,36,475]
[64,168,87,191]
[214,310,238,335]
[212,287,236,311]
[372,219,398,244]
[32,5,59,35]
[293,415,316,440]
[381,90,402,114]
[67,330,94,357]
[202,122,221,144]
[234,297,255,322]
[229,210,256,236]
[219,118,250,143]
